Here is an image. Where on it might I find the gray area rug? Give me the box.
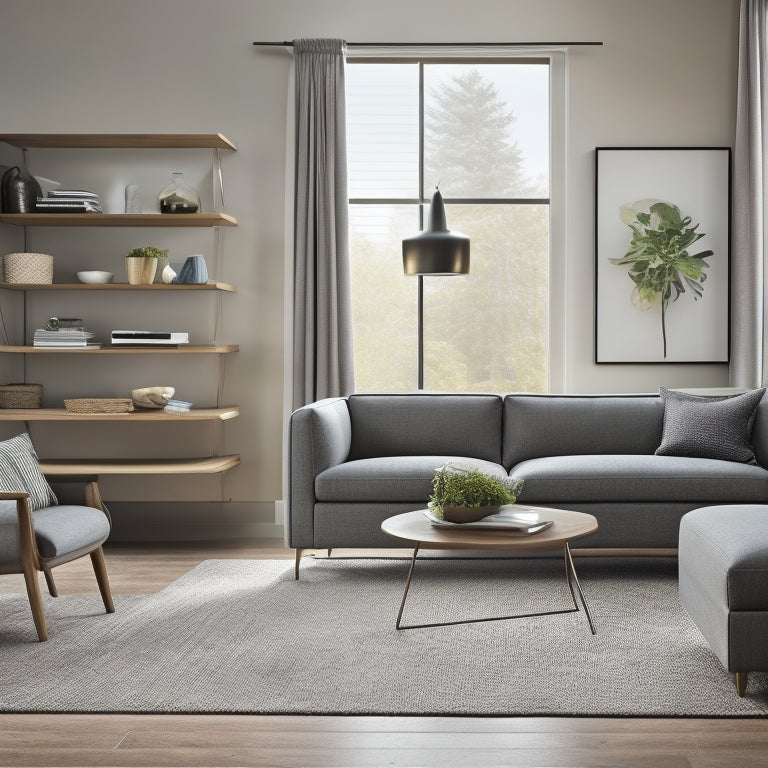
[1,556,767,716]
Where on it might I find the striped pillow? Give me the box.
[0,433,57,511]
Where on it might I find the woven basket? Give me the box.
[3,252,54,284]
[0,383,43,408]
[64,398,135,414]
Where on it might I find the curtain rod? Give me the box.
[252,41,603,47]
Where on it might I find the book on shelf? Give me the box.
[423,508,553,534]
[33,328,97,347]
[47,189,100,199]
[32,341,102,348]
[110,330,189,345]
[35,198,103,213]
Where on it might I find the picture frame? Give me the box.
[594,147,730,363]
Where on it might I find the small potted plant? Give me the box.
[429,463,524,523]
[125,246,169,285]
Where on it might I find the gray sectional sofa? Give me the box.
[288,392,768,557]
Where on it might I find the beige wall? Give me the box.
[0,0,740,539]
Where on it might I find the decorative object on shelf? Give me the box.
[131,386,175,409]
[0,383,43,409]
[64,398,135,414]
[161,263,177,284]
[124,246,168,285]
[428,463,524,523]
[1,158,42,213]
[158,172,200,214]
[45,317,84,331]
[76,270,113,284]
[176,254,208,284]
[125,184,141,214]
[2,252,53,284]
[164,398,193,414]
[111,330,188,345]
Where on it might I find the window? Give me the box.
[346,56,558,392]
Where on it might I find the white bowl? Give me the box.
[76,270,113,284]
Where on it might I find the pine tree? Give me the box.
[424,68,529,197]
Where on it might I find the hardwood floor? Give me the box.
[1,540,767,768]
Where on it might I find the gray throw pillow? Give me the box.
[655,387,766,464]
[0,432,57,510]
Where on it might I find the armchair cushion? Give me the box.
[0,433,57,511]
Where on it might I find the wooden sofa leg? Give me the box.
[90,547,115,613]
[22,565,48,642]
[295,548,304,580]
[736,672,748,697]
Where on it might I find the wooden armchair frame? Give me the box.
[0,477,114,641]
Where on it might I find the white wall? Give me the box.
[0,0,740,539]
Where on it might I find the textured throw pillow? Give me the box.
[0,432,57,510]
[655,387,766,464]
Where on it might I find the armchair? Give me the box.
[0,433,114,641]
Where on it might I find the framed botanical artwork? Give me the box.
[595,147,730,363]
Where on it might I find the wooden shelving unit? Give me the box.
[0,345,239,354]
[0,213,237,227]
[0,282,235,292]
[0,407,239,421]
[0,133,237,150]
[0,132,240,478]
[40,455,241,476]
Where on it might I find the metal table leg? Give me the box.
[394,541,597,634]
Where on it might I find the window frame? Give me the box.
[346,49,567,392]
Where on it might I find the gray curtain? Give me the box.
[292,38,354,409]
[732,0,768,387]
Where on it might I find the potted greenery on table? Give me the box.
[125,246,169,285]
[429,463,524,523]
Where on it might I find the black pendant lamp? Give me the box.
[402,188,470,275]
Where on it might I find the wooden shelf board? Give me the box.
[39,455,240,476]
[0,344,239,354]
[0,281,235,292]
[0,133,236,150]
[0,407,239,422]
[0,213,237,227]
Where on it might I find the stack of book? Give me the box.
[35,189,103,213]
[33,327,99,348]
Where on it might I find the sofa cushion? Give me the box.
[680,505,768,612]
[655,387,766,464]
[503,394,663,469]
[347,394,503,463]
[316,456,508,503]
[510,454,768,503]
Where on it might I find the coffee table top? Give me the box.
[381,506,598,551]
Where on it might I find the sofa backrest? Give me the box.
[347,394,503,463]
[750,401,768,468]
[503,393,665,468]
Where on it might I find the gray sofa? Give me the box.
[288,392,768,556]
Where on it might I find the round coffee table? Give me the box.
[381,506,598,634]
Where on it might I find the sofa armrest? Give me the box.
[288,397,352,547]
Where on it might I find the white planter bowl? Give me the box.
[76,270,113,284]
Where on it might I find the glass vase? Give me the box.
[158,172,200,214]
